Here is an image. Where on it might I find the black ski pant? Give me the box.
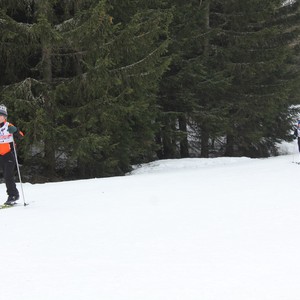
[298,138,300,152]
[0,151,19,197]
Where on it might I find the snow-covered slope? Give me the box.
[1,153,300,300]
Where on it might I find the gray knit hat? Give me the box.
[0,104,7,117]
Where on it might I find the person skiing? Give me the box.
[294,120,300,153]
[0,104,24,205]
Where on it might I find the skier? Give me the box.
[0,105,24,205]
[294,121,300,153]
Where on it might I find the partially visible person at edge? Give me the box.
[0,104,24,205]
[294,120,300,153]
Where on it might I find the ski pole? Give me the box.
[12,137,27,206]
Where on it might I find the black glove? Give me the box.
[7,126,17,134]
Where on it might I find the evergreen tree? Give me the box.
[1,0,76,179]
[158,0,300,159]
[157,0,231,158]
[220,0,300,156]
[0,0,172,180]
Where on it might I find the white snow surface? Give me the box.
[1,149,300,300]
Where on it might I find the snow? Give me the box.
[1,143,300,300]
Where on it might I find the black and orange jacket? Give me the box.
[0,121,24,155]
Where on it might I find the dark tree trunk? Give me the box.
[200,126,209,158]
[178,115,189,158]
[224,134,235,156]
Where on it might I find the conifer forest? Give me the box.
[0,0,300,182]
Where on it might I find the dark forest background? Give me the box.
[1,0,300,182]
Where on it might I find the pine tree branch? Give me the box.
[111,46,161,73]
[230,91,279,98]
[2,77,47,104]
[54,18,76,31]
[219,29,260,35]
[0,16,33,32]
[50,50,88,57]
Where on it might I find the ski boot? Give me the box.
[4,195,20,206]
